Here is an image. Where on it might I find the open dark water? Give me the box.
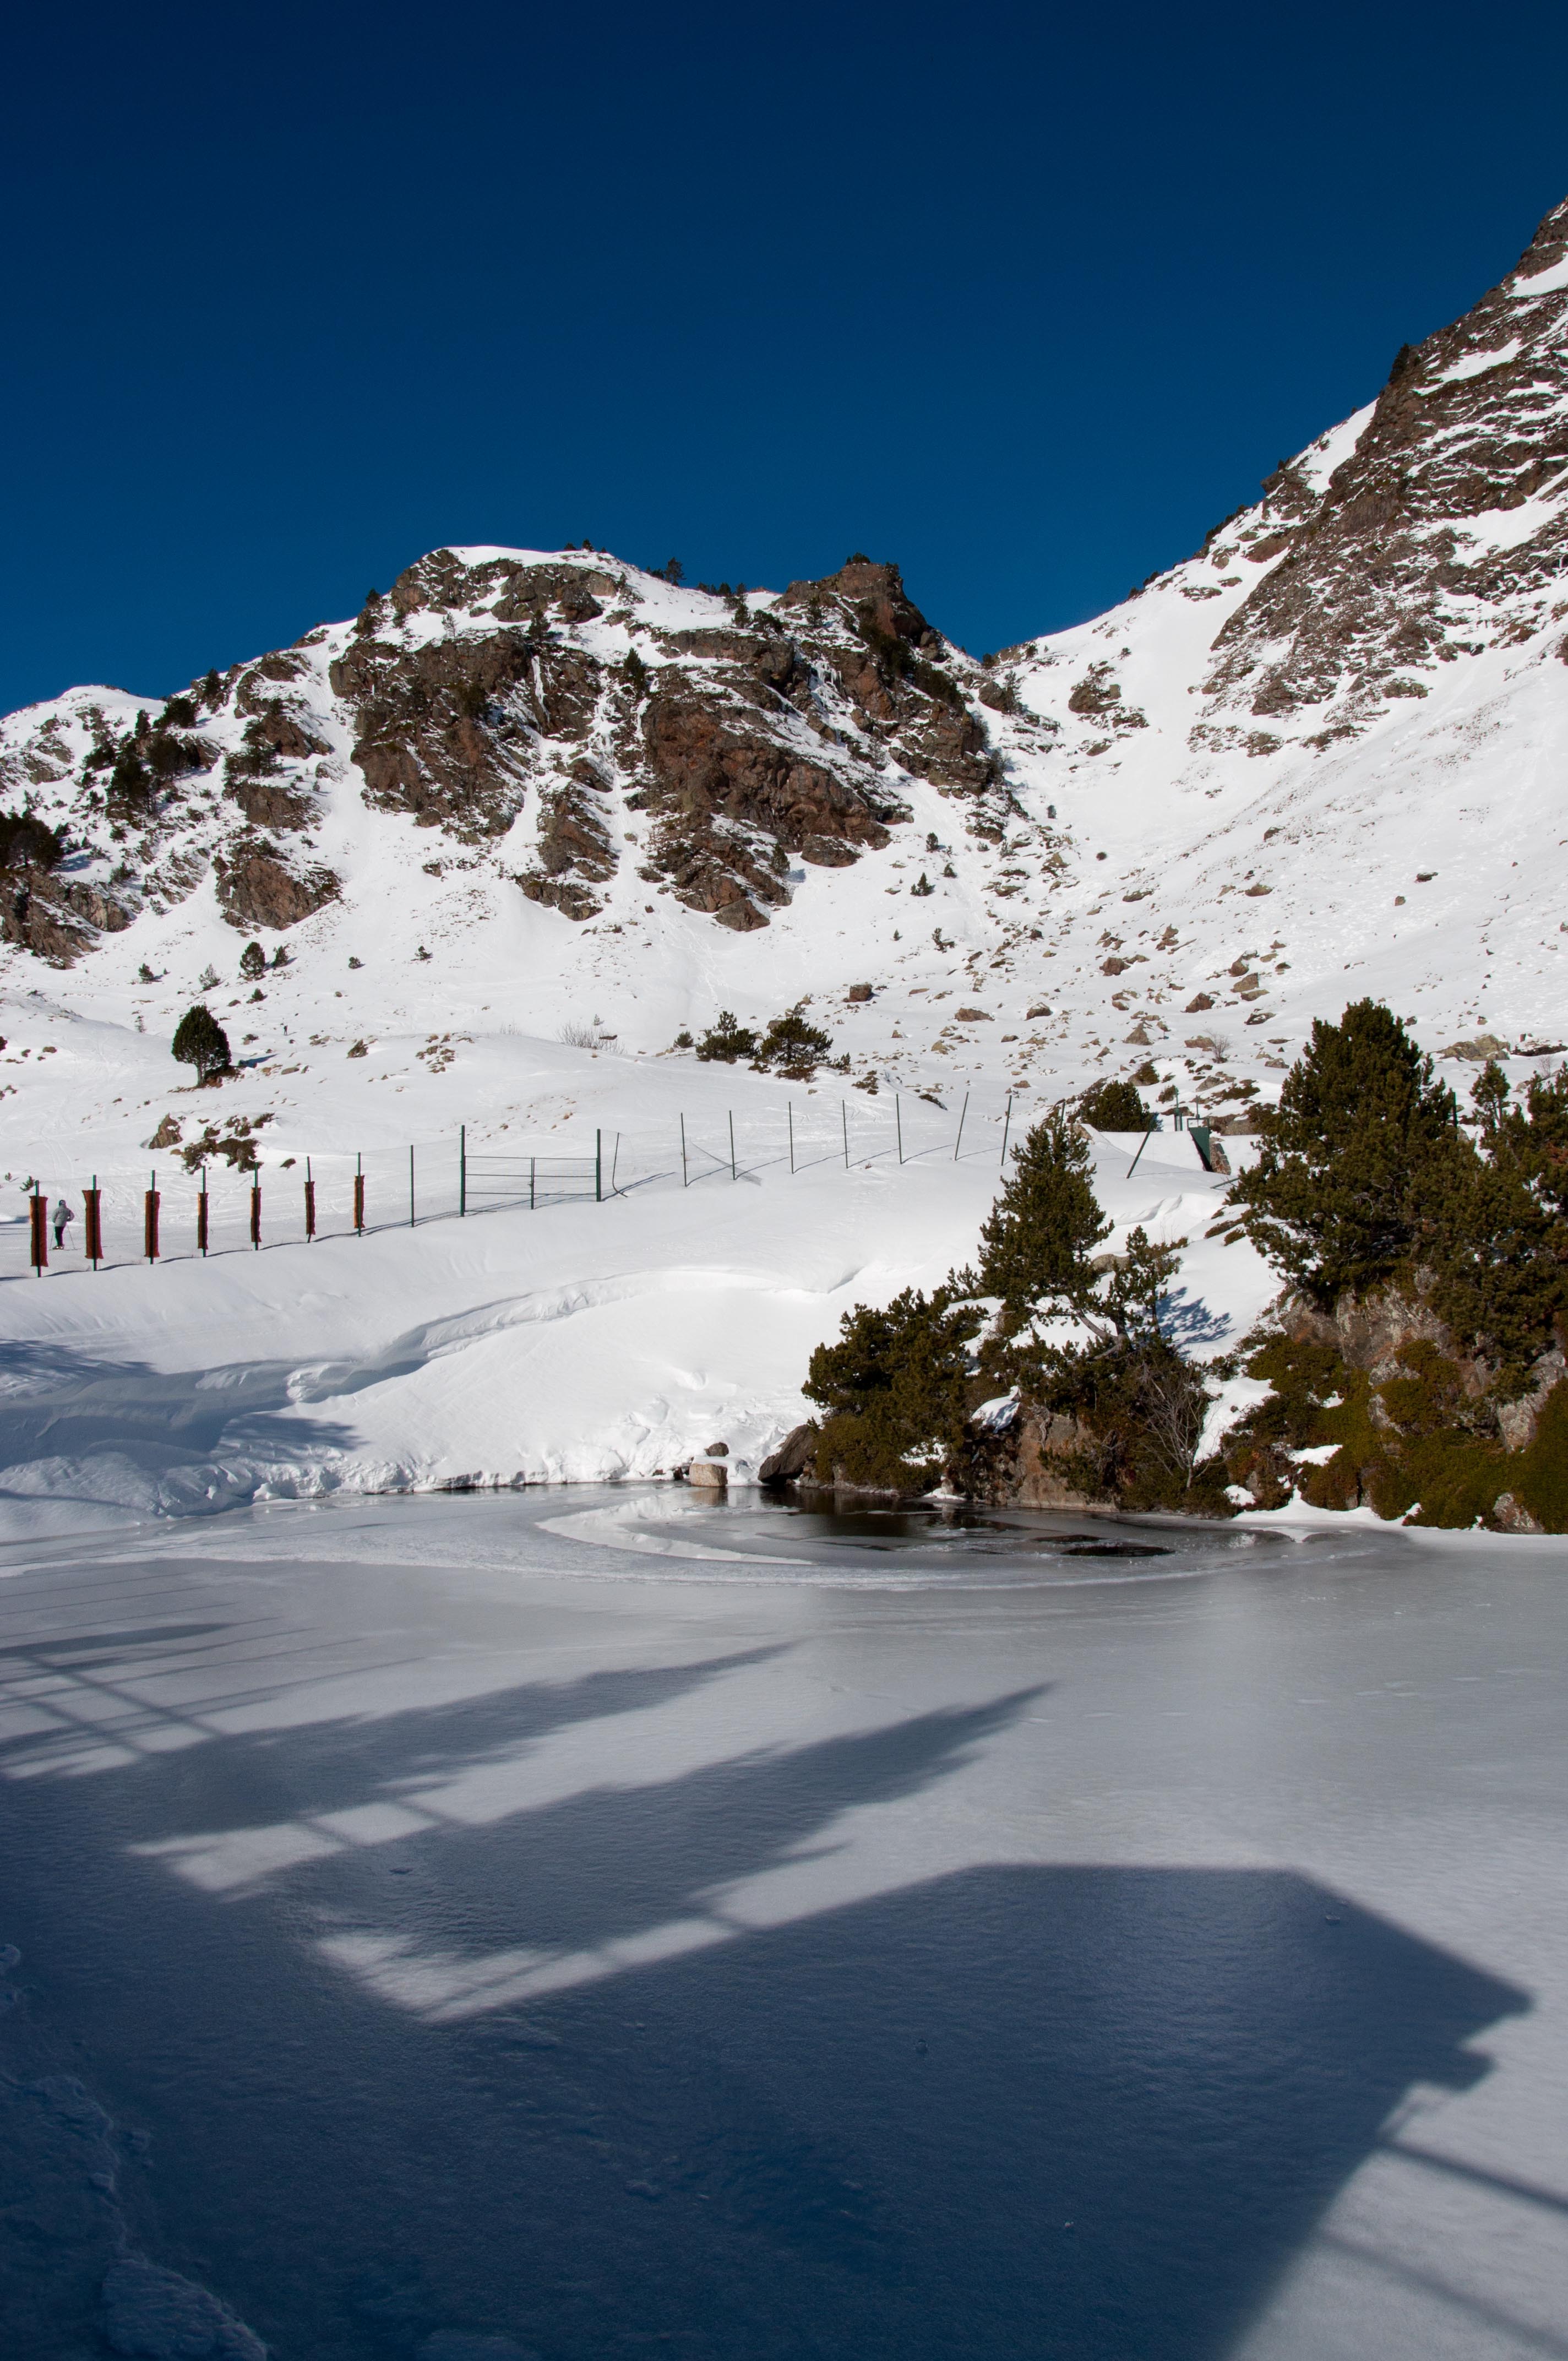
[1,1488,1565,2360]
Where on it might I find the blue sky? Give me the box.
[3,0,1566,712]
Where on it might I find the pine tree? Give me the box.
[1230,1000,1457,1303]
[805,1287,980,1490]
[755,1005,831,1075]
[1502,1065,1568,1224]
[238,941,266,980]
[1471,1058,1510,1142]
[695,1010,758,1063]
[1077,1077,1149,1129]
[622,648,648,698]
[172,1005,231,1084]
[974,1106,1109,1328]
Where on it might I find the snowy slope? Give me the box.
[2,193,1567,1532]
[0,1127,1260,1537]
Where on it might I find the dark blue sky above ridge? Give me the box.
[3,0,1567,714]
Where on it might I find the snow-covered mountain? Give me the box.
[7,198,1568,1175]
[0,193,1565,1530]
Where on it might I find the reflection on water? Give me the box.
[763,1506,1175,1557]
[625,1494,1288,1581]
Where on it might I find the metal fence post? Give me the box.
[530,1156,536,1211]
[1000,1093,1012,1170]
[680,1113,688,1188]
[460,1125,466,1216]
[728,1111,736,1181]
[954,1092,969,1162]
[596,1130,602,1203]
[409,1145,415,1228]
[788,1102,794,1174]
[895,1096,902,1165]
[841,1102,849,1168]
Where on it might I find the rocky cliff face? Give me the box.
[1201,197,1568,736]
[3,195,1568,1147]
[0,548,1014,963]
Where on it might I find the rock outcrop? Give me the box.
[1201,197,1568,733]
[214,845,339,931]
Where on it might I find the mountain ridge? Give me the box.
[2,192,1567,1171]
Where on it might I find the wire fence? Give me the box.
[1,1084,1211,1283]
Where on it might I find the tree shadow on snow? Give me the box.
[0,1639,1533,2361]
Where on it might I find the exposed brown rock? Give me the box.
[759,1422,819,1482]
[0,871,134,965]
[215,845,339,930]
[1007,1406,1104,1509]
[516,773,618,921]
[226,778,315,829]
[1496,1349,1567,1451]
[1204,194,1568,722]
[330,626,548,836]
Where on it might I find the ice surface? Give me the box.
[0,1496,1564,2357]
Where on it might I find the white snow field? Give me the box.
[1,1492,1565,2358]
[3,203,1568,1542]
[0,1065,1270,1536]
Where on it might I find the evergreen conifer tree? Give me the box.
[755,1005,831,1075]
[1077,1078,1150,1129]
[1230,1000,1457,1303]
[172,1005,231,1084]
[238,942,266,980]
[804,1286,980,1490]
[974,1107,1109,1329]
[694,1010,758,1063]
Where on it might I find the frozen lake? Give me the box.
[1,1491,1565,2360]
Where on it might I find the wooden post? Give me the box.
[954,1092,969,1162]
[595,1129,602,1203]
[353,1155,365,1234]
[459,1125,466,1216]
[29,1192,46,1273]
[84,1179,102,1268]
[680,1113,688,1188]
[409,1145,415,1228]
[530,1156,536,1211]
[250,1180,262,1249]
[728,1111,736,1181]
[303,1156,315,1242]
[788,1102,794,1174]
[196,1174,208,1258]
[841,1101,849,1168]
[144,1171,160,1263]
[895,1096,902,1165]
[1000,1093,1012,1170]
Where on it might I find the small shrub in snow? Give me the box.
[172,1004,232,1084]
[695,1011,758,1063]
